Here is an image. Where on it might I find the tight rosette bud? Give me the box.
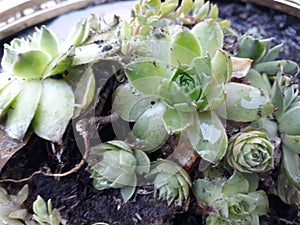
[87,141,150,202]
[146,160,191,206]
[227,130,274,173]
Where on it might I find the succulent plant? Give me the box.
[146,160,191,206]
[0,14,123,143]
[87,140,151,202]
[0,185,32,225]
[226,129,274,173]
[194,170,268,224]
[32,196,62,225]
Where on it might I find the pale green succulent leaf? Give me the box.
[39,26,60,58]
[120,186,136,203]
[13,50,51,79]
[282,134,300,154]
[158,0,177,17]
[277,166,300,206]
[133,149,151,174]
[49,209,61,225]
[1,45,18,72]
[33,196,48,219]
[0,79,25,116]
[32,79,74,143]
[223,171,249,197]
[279,105,300,135]
[242,173,259,192]
[211,50,232,83]
[254,60,299,76]
[206,214,231,225]
[72,40,121,66]
[245,69,270,95]
[237,36,265,63]
[254,118,278,140]
[64,65,95,118]
[64,18,90,48]
[163,108,196,133]
[132,101,168,152]
[216,82,274,122]
[193,1,209,21]
[171,29,201,66]
[282,146,300,189]
[192,19,223,57]
[248,191,269,216]
[125,59,170,95]
[10,184,29,205]
[188,111,227,163]
[43,48,75,78]
[8,209,28,220]
[261,42,283,62]
[5,80,42,140]
[193,178,226,211]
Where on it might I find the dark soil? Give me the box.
[0,1,299,225]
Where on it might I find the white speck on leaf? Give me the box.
[200,123,221,144]
[241,90,268,109]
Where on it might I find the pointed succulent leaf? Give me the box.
[216,82,274,122]
[245,69,270,95]
[211,50,232,83]
[171,29,201,66]
[0,79,25,116]
[32,79,74,143]
[254,117,278,140]
[261,42,283,62]
[8,209,28,220]
[254,60,299,76]
[120,186,136,203]
[63,18,90,48]
[13,50,51,79]
[43,47,75,78]
[163,108,196,133]
[193,1,209,22]
[188,111,227,163]
[38,26,60,58]
[279,105,300,135]
[133,149,151,174]
[237,36,265,63]
[126,59,170,95]
[192,19,223,57]
[33,196,48,220]
[1,45,18,72]
[223,171,249,197]
[282,146,300,189]
[64,65,95,118]
[5,80,42,140]
[10,185,29,205]
[282,134,300,154]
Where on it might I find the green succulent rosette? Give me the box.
[0,15,109,142]
[146,160,191,206]
[194,170,269,225]
[87,140,150,202]
[227,130,274,173]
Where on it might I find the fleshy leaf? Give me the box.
[171,29,201,66]
[5,80,42,140]
[126,59,170,95]
[282,146,300,189]
[216,82,274,122]
[188,111,227,163]
[132,101,168,152]
[64,65,95,118]
[212,50,232,83]
[278,105,300,135]
[120,186,136,203]
[13,50,51,79]
[192,18,223,57]
[32,79,74,143]
[237,36,265,63]
[282,134,300,154]
[0,79,25,116]
[223,171,249,197]
[254,60,299,76]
